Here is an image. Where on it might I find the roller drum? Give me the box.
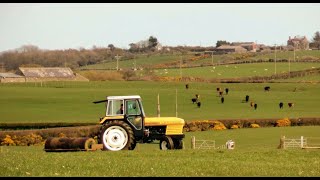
[44,137,96,152]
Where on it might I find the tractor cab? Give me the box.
[94,95,146,140]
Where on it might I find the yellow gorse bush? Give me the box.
[211,120,227,130]
[250,123,260,128]
[1,133,43,146]
[231,125,240,129]
[1,135,16,146]
[184,120,227,132]
[276,118,291,127]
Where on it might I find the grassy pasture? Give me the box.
[80,53,192,70]
[185,50,320,66]
[277,73,320,82]
[0,81,319,123]
[154,62,320,78]
[0,126,319,177]
[80,50,320,70]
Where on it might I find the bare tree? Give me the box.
[311,31,320,49]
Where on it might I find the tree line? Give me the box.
[1,32,319,72]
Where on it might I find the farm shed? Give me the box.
[215,45,247,54]
[0,73,25,83]
[18,67,88,82]
[231,42,257,52]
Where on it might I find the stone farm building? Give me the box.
[0,72,25,83]
[231,42,257,52]
[215,45,248,54]
[18,67,88,82]
[287,36,309,50]
[0,67,88,83]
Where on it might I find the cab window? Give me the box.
[126,99,141,115]
[106,100,124,116]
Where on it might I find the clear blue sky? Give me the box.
[0,3,319,52]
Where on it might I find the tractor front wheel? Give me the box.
[159,136,174,150]
[173,138,184,149]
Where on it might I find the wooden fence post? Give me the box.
[301,136,304,148]
[279,135,285,149]
[191,136,195,149]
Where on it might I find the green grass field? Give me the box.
[80,53,193,70]
[154,62,320,79]
[1,51,320,177]
[0,81,319,123]
[277,73,320,82]
[80,50,320,70]
[1,126,319,177]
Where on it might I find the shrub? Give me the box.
[276,118,291,127]
[121,69,138,81]
[230,125,240,129]
[58,132,66,137]
[1,135,15,146]
[1,133,44,146]
[79,70,124,81]
[211,120,227,130]
[250,124,260,128]
[19,133,43,146]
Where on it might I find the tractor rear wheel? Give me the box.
[99,120,136,151]
[159,136,174,150]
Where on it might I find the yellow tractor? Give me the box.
[45,95,185,151]
[95,95,185,151]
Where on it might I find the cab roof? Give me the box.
[107,95,141,100]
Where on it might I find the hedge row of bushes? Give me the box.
[0,122,97,131]
[153,67,320,83]
[0,125,100,146]
[183,117,320,132]
[1,118,319,146]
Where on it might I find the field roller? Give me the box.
[44,137,102,152]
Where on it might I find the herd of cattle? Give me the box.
[186,84,294,110]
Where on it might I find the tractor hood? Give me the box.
[144,117,185,126]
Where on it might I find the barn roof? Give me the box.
[19,67,75,78]
[216,45,247,50]
[0,73,24,78]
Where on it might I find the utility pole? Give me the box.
[211,51,214,66]
[115,54,120,71]
[157,93,160,117]
[175,89,178,117]
[180,55,182,79]
[289,56,291,78]
[274,44,277,75]
[293,45,296,62]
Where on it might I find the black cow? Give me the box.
[245,95,250,103]
[221,97,224,104]
[288,102,294,108]
[254,103,257,110]
[225,88,229,95]
[185,84,189,89]
[191,98,197,104]
[279,102,283,109]
[197,101,201,108]
[264,86,270,91]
